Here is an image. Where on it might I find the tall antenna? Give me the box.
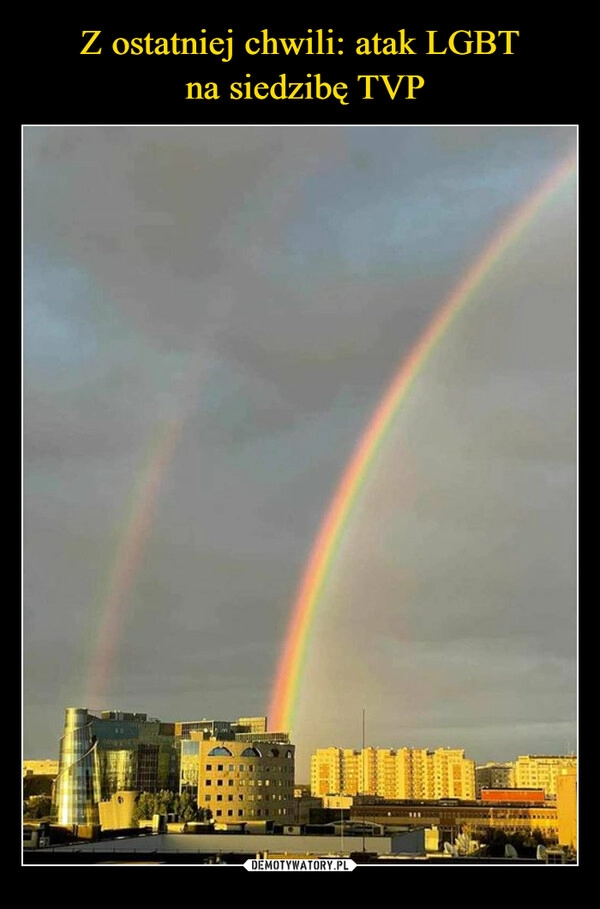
[362,707,366,854]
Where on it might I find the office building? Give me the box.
[54,708,102,826]
[174,716,269,741]
[53,707,178,826]
[180,733,296,823]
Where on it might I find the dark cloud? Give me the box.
[23,127,576,777]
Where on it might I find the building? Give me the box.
[54,708,102,826]
[174,716,269,741]
[556,768,577,850]
[175,719,235,741]
[513,755,577,798]
[480,788,545,804]
[310,747,346,796]
[53,708,287,828]
[23,760,59,799]
[428,748,476,800]
[92,710,178,795]
[475,762,515,795]
[53,707,179,826]
[311,747,475,801]
[235,717,268,735]
[98,791,139,830]
[350,797,560,842]
[23,760,59,778]
[180,734,296,824]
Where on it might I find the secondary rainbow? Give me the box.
[268,152,576,734]
[84,415,185,707]
[84,359,204,708]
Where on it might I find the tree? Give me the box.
[23,796,53,819]
[131,790,211,826]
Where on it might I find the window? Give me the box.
[227,810,233,816]
[216,810,222,817]
[228,780,234,786]
[182,741,200,756]
[205,795,211,801]
[228,764,235,771]
[206,764,212,771]
[228,795,233,801]
[241,747,261,758]
[217,780,223,787]
[217,764,223,771]
[205,780,212,786]
[217,795,223,802]
[208,747,233,757]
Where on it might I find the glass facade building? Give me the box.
[54,707,101,826]
[54,707,179,825]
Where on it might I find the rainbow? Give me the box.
[268,152,577,734]
[84,360,205,708]
[84,415,186,707]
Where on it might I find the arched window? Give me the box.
[285,750,293,759]
[241,747,262,758]
[269,748,280,758]
[208,746,233,756]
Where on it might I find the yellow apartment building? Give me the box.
[311,746,475,800]
[513,755,577,798]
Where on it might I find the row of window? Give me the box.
[204,793,289,802]
[185,745,294,759]
[204,778,290,787]
[212,809,290,817]
[205,763,292,772]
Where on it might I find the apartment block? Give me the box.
[310,746,475,800]
[513,755,577,798]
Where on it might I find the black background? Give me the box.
[20,7,582,878]
[23,11,582,125]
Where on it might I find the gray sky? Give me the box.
[23,126,577,779]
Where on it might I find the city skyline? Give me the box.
[24,126,577,776]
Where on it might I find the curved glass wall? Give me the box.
[54,708,101,825]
